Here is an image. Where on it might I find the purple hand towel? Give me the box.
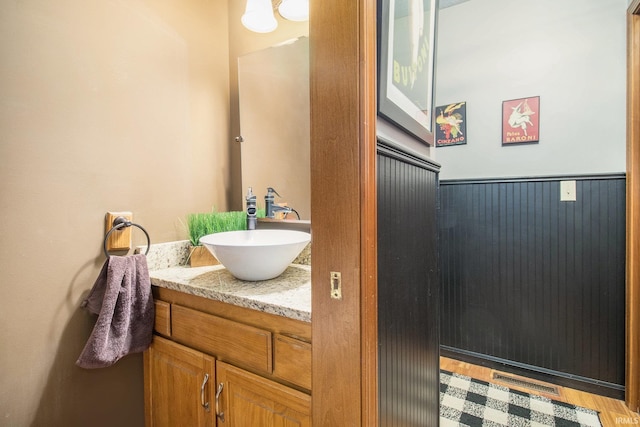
[76,254,154,369]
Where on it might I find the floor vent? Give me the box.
[492,372,560,396]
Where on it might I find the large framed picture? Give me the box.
[377,0,438,146]
[502,96,540,145]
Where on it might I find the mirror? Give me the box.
[238,37,310,220]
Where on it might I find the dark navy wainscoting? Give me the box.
[377,143,440,426]
[439,175,626,397]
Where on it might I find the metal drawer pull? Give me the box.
[215,383,225,422]
[200,374,210,411]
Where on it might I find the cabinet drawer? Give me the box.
[153,300,171,337]
[172,304,272,373]
[273,334,311,390]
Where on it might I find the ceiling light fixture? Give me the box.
[278,0,309,22]
[241,0,309,33]
[241,0,278,33]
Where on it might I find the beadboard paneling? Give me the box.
[377,144,440,426]
[439,176,626,396]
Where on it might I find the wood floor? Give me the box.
[441,356,640,427]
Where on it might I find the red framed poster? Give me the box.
[502,96,540,145]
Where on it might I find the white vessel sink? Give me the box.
[199,229,310,281]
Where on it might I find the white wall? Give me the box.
[435,0,627,180]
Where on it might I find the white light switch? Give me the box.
[560,180,576,202]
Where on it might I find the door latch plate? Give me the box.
[330,272,342,299]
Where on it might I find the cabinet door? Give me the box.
[216,361,311,427]
[144,336,216,427]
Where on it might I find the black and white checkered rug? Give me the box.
[440,370,602,427]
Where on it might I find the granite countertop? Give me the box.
[142,240,312,323]
[149,263,311,323]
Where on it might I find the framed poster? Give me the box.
[435,101,466,147]
[502,96,540,145]
[377,0,438,146]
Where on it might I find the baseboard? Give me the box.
[441,346,625,400]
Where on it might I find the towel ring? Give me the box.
[103,216,151,258]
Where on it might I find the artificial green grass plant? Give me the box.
[186,209,265,246]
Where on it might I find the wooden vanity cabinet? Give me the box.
[144,288,312,426]
[144,336,216,427]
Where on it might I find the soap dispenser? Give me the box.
[246,187,257,230]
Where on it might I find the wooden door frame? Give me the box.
[627,0,640,414]
[310,0,378,425]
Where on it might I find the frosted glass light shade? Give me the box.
[278,0,309,22]
[242,0,278,33]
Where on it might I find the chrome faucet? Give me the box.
[265,187,292,219]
